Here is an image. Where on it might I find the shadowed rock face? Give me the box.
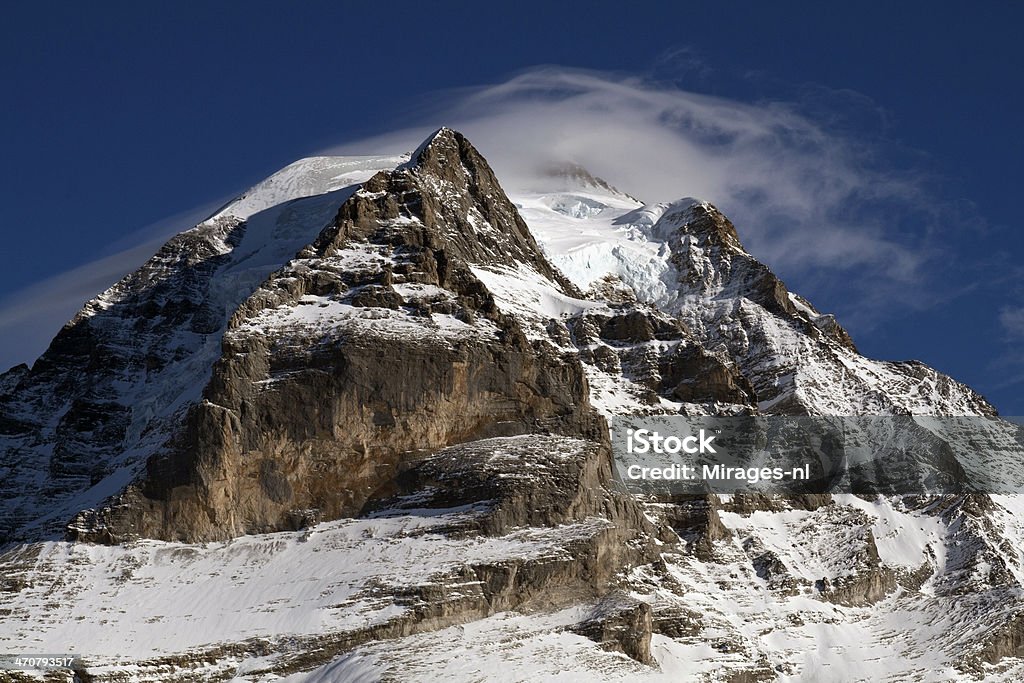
[363,436,647,536]
[572,592,655,665]
[0,216,255,543]
[67,130,607,543]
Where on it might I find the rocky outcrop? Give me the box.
[814,564,897,607]
[567,301,758,410]
[658,343,756,405]
[67,130,607,543]
[969,612,1024,669]
[743,538,803,596]
[364,436,650,537]
[572,592,654,665]
[660,494,731,560]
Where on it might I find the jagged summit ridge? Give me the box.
[538,160,641,203]
[515,183,993,416]
[339,127,575,288]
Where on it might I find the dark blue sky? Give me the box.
[2,1,1022,412]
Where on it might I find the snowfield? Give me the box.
[1,510,615,677]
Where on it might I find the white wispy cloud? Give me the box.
[329,67,960,328]
[987,305,1024,395]
[1000,307,1024,339]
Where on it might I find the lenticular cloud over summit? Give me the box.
[330,68,939,319]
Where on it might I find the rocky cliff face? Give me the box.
[66,129,607,543]
[3,128,1024,682]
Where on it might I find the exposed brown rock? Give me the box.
[67,130,607,544]
[661,494,731,560]
[572,592,654,665]
[659,343,756,405]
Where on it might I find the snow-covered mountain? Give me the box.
[2,128,1024,682]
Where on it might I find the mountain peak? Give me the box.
[310,128,575,292]
[49,127,593,542]
[407,126,470,168]
[539,161,640,202]
[613,198,745,253]
[671,200,745,252]
[411,127,491,185]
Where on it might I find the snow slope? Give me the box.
[2,508,614,679]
